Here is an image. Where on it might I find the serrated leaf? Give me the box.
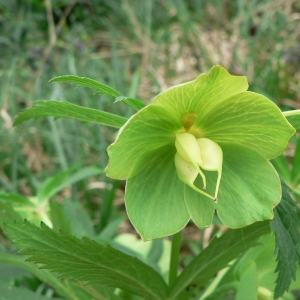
[13,101,128,128]
[50,75,122,98]
[270,182,300,298]
[115,96,146,110]
[4,221,168,300]
[170,221,270,299]
[0,253,119,300]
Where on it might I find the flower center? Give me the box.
[174,132,223,202]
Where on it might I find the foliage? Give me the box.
[271,182,300,298]
[1,1,300,299]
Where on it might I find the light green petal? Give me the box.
[151,65,248,121]
[105,105,182,180]
[216,144,281,228]
[125,148,190,241]
[184,176,216,228]
[198,91,295,159]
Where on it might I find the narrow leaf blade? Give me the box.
[270,182,300,298]
[115,96,146,110]
[170,221,270,298]
[13,101,128,128]
[50,75,122,98]
[4,220,168,300]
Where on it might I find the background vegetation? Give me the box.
[1,0,300,298]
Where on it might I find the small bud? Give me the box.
[174,153,214,200]
[175,133,203,165]
[197,138,223,200]
[175,133,207,188]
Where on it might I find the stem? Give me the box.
[282,109,300,117]
[168,230,182,287]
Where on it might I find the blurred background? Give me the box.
[1,0,300,230]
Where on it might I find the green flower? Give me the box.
[105,66,295,241]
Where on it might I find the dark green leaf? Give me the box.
[115,96,146,110]
[0,256,118,300]
[13,101,128,128]
[50,75,122,98]
[4,220,168,300]
[270,182,300,298]
[170,221,270,299]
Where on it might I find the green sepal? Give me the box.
[217,144,281,228]
[106,105,182,180]
[126,147,189,241]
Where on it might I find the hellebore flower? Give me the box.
[105,66,295,241]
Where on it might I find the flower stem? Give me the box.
[168,230,182,287]
[282,109,300,117]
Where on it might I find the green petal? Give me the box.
[184,177,216,228]
[151,65,248,121]
[125,148,189,241]
[216,144,281,228]
[199,92,295,159]
[105,105,181,180]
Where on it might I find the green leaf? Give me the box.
[49,201,71,233]
[50,75,147,111]
[63,199,95,238]
[270,182,300,299]
[291,137,300,186]
[115,96,146,110]
[169,221,270,299]
[272,155,292,186]
[0,254,119,300]
[284,110,300,132]
[50,75,122,98]
[0,193,33,206]
[126,147,189,241]
[0,282,66,300]
[13,101,128,128]
[4,220,168,300]
[0,203,23,227]
[37,166,102,202]
[235,261,258,300]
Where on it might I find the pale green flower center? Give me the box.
[174,132,223,202]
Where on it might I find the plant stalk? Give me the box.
[168,230,182,287]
